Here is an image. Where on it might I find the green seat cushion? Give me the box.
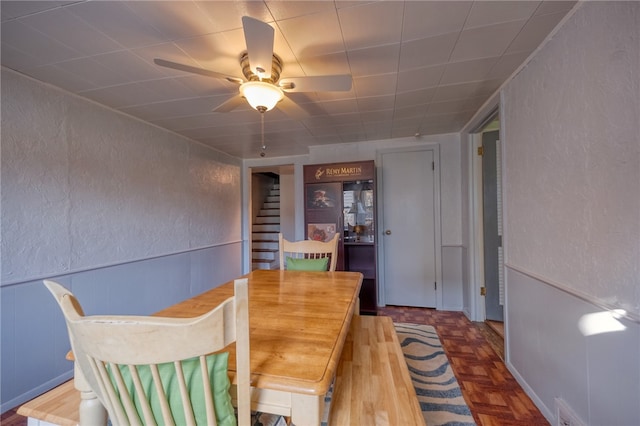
[286,256,329,271]
[109,352,235,426]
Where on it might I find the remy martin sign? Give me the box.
[304,161,375,183]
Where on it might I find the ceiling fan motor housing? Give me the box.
[240,52,283,84]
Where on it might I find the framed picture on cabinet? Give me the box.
[305,183,340,210]
[307,223,337,242]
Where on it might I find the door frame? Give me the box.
[376,144,442,310]
[469,116,504,322]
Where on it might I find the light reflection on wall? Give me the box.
[578,310,627,336]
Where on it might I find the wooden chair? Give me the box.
[43,279,251,426]
[278,233,339,272]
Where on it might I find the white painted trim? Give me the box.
[470,133,486,322]
[376,144,442,310]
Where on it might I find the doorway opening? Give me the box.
[473,112,504,337]
[249,165,294,270]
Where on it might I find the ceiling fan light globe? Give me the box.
[240,81,283,112]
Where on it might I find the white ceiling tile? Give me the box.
[353,74,397,97]
[295,51,350,77]
[450,20,528,62]
[195,2,272,32]
[27,64,97,93]
[338,1,404,50]
[486,51,530,80]
[175,30,248,77]
[1,43,43,70]
[56,57,130,87]
[92,50,165,84]
[266,1,336,20]
[394,104,428,119]
[1,2,74,20]
[357,95,396,112]
[465,1,540,29]
[426,97,485,115]
[314,91,356,103]
[277,10,344,57]
[317,99,359,115]
[399,32,459,70]
[395,88,437,109]
[172,75,238,97]
[432,81,487,102]
[506,11,568,54]
[535,1,577,16]
[396,65,445,92]
[18,7,122,56]
[402,1,472,41]
[439,57,499,85]
[125,2,216,41]
[1,19,80,64]
[66,1,166,48]
[347,44,401,77]
[361,110,394,123]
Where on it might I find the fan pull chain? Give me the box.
[260,112,266,157]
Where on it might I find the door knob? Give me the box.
[385,230,392,235]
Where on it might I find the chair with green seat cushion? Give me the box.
[285,257,329,271]
[108,353,235,426]
[279,233,339,271]
[43,278,251,426]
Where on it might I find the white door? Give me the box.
[381,149,437,307]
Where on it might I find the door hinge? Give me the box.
[434,282,437,290]
[480,286,486,296]
[477,146,484,156]
[432,161,435,170]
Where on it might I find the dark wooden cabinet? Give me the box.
[303,161,377,315]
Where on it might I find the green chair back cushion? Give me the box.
[110,352,236,426]
[286,256,329,271]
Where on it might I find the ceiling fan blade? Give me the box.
[213,94,246,113]
[278,96,309,120]
[241,16,274,79]
[278,74,351,93]
[279,75,352,92]
[154,58,243,84]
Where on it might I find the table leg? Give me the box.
[74,362,107,426]
[290,394,323,426]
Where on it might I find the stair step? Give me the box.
[253,241,279,250]
[253,231,279,241]
[260,208,280,216]
[265,195,279,203]
[253,224,280,233]
[252,259,278,270]
[252,250,278,261]
[255,216,280,224]
[263,202,279,209]
[272,184,280,190]
[269,189,280,197]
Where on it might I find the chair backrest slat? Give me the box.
[43,279,251,426]
[278,233,339,271]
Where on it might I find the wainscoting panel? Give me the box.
[506,267,639,425]
[442,246,464,311]
[0,243,242,413]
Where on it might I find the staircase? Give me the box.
[251,184,281,270]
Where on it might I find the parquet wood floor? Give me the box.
[379,305,550,426]
[1,306,549,426]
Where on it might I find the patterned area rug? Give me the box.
[394,322,476,426]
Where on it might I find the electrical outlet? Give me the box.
[555,398,585,426]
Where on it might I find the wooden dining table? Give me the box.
[159,269,363,425]
[20,269,363,426]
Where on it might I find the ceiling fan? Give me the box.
[154,16,352,119]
